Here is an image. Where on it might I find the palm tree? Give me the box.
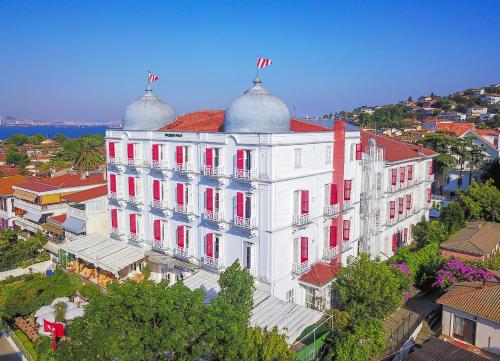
[64,136,105,171]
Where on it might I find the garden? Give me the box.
[0,229,50,272]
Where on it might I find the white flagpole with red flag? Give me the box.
[147,71,159,89]
[256,57,272,77]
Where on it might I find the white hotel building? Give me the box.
[104,77,435,309]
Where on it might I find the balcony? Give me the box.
[126,158,144,168]
[203,165,224,177]
[108,156,122,166]
[292,261,310,275]
[68,206,85,220]
[175,162,194,173]
[174,247,194,259]
[342,240,352,252]
[234,168,257,181]
[174,204,192,215]
[343,200,353,211]
[14,217,43,233]
[151,199,168,210]
[293,213,311,226]
[152,239,165,250]
[110,227,122,240]
[109,191,123,201]
[205,209,224,222]
[202,256,224,269]
[323,246,339,260]
[128,233,143,243]
[324,204,340,216]
[128,195,143,206]
[234,216,256,229]
[14,199,66,214]
[151,160,168,169]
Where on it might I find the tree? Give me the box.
[481,161,500,188]
[458,180,500,221]
[53,134,67,143]
[61,135,104,171]
[28,134,46,144]
[439,201,466,234]
[243,327,295,361]
[5,147,29,171]
[412,220,448,249]
[332,254,407,320]
[5,134,29,147]
[466,144,486,186]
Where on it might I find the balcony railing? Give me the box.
[128,195,143,205]
[205,209,224,222]
[323,246,339,260]
[324,203,340,216]
[342,240,352,252]
[234,168,257,181]
[174,246,194,259]
[128,233,143,243]
[202,256,224,269]
[68,206,85,220]
[14,199,66,213]
[110,227,122,239]
[234,216,256,229]
[175,162,194,173]
[292,261,310,275]
[126,158,144,167]
[343,200,353,211]
[109,191,122,201]
[203,165,224,177]
[174,204,192,214]
[152,240,165,250]
[293,213,311,226]
[151,160,168,169]
[108,156,122,165]
[14,217,43,233]
[151,199,168,210]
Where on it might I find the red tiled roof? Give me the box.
[63,185,108,203]
[16,173,106,193]
[476,129,499,137]
[0,167,21,176]
[49,214,67,224]
[0,175,27,195]
[361,131,437,162]
[299,262,340,287]
[436,122,475,136]
[158,110,331,133]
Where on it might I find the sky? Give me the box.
[0,0,499,123]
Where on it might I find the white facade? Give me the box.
[64,195,109,241]
[0,195,15,229]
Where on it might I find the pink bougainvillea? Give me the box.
[389,263,411,275]
[433,259,496,289]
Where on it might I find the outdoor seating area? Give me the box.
[66,260,115,287]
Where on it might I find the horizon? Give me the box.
[1,0,499,123]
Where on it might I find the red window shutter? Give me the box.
[177,226,184,248]
[399,198,404,214]
[355,143,362,160]
[301,190,309,214]
[206,188,214,212]
[206,233,214,257]
[343,220,351,241]
[391,169,397,185]
[129,214,136,234]
[344,180,352,201]
[128,177,135,197]
[153,179,160,201]
[110,173,116,193]
[408,165,413,180]
[329,225,337,247]
[400,167,405,183]
[153,219,161,241]
[236,149,244,170]
[206,148,213,167]
[406,194,412,209]
[300,237,308,263]
[176,146,183,164]
[111,209,118,228]
[236,192,244,218]
[390,201,395,219]
[404,228,408,243]
[330,184,338,204]
[429,160,434,175]
[108,142,115,157]
[392,234,397,252]
[427,188,432,203]
[152,144,159,162]
[177,183,184,205]
[127,143,134,160]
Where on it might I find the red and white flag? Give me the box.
[257,57,272,69]
[148,71,159,83]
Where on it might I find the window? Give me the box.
[128,176,136,197]
[205,233,221,259]
[293,237,308,263]
[236,149,252,171]
[344,180,352,200]
[391,169,397,185]
[127,143,135,160]
[108,142,116,158]
[453,315,476,345]
[427,188,432,203]
[406,194,412,210]
[129,213,139,235]
[294,190,309,215]
[152,144,160,162]
[294,148,302,169]
[325,145,332,164]
[342,220,351,241]
[398,197,404,214]
[286,289,295,304]
[389,201,396,219]
[355,143,362,160]
[244,242,253,270]
[111,209,118,229]
[236,192,253,219]
[304,286,316,309]
[407,165,413,180]
[325,183,338,205]
[376,172,382,190]
[205,188,221,212]
[176,183,191,206]
[324,225,337,248]
[428,160,434,175]
[175,145,189,164]
[400,167,405,183]
[177,225,191,249]
[403,228,408,243]
[392,234,397,252]
[206,147,221,168]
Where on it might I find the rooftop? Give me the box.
[440,221,500,257]
[403,338,488,361]
[0,175,27,196]
[63,185,108,203]
[298,262,340,287]
[48,214,67,225]
[436,122,475,136]
[15,173,106,193]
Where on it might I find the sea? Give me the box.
[0,125,111,140]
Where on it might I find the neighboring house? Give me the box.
[42,213,67,242]
[467,107,488,117]
[403,337,489,361]
[62,185,109,241]
[12,173,107,234]
[0,175,26,229]
[440,222,500,262]
[479,113,495,123]
[437,282,500,358]
[436,112,467,122]
[484,94,500,105]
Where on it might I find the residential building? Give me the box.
[403,338,489,361]
[0,175,26,229]
[466,107,488,117]
[12,173,107,234]
[484,94,500,105]
[440,222,500,262]
[436,112,467,122]
[437,282,500,358]
[359,131,437,259]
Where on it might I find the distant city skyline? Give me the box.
[1,0,499,123]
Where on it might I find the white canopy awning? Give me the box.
[183,269,323,344]
[60,234,145,275]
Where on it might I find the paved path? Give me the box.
[0,332,22,361]
[0,261,52,281]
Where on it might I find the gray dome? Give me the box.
[223,77,291,133]
[122,88,175,130]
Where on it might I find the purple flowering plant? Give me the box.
[433,259,496,289]
[389,263,411,276]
